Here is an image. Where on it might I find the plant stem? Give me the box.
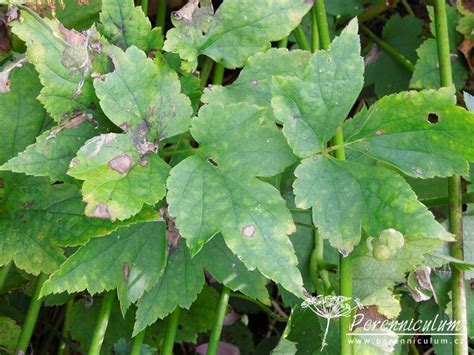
[0,262,12,291]
[316,1,352,354]
[161,308,181,355]
[200,57,214,88]
[16,273,47,354]
[311,7,320,52]
[130,329,146,355]
[360,24,415,72]
[57,300,73,355]
[433,1,468,354]
[213,63,225,85]
[357,0,399,23]
[423,192,473,208]
[207,287,231,355]
[401,0,415,17]
[293,25,311,51]
[88,292,115,355]
[229,293,288,322]
[156,0,167,30]
[141,0,149,15]
[278,37,289,49]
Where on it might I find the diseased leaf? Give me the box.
[271,19,364,157]
[0,64,51,165]
[294,156,452,253]
[41,222,167,315]
[134,242,204,335]
[163,0,313,70]
[68,133,169,221]
[196,236,270,304]
[94,45,192,153]
[0,118,98,181]
[202,48,311,121]
[11,9,99,121]
[167,102,302,296]
[343,88,474,178]
[99,0,163,52]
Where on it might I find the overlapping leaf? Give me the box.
[68,133,169,221]
[94,45,192,152]
[11,9,99,121]
[163,0,313,70]
[167,102,303,296]
[99,0,163,52]
[343,87,474,178]
[271,19,364,157]
[41,222,167,315]
[294,156,452,253]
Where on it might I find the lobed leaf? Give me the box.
[163,0,313,70]
[343,87,474,178]
[294,156,452,253]
[68,133,169,221]
[41,222,167,315]
[271,19,364,157]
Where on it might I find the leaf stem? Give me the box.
[200,57,214,88]
[293,25,311,51]
[357,0,398,23]
[161,308,180,355]
[130,329,146,355]
[360,24,415,72]
[57,300,73,355]
[401,0,415,17]
[315,1,352,353]
[229,293,288,322]
[278,37,289,49]
[141,0,149,15]
[311,7,320,52]
[16,273,47,353]
[213,63,225,85]
[156,0,167,30]
[0,262,12,291]
[207,287,231,355]
[88,291,115,355]
[433,1,468,354]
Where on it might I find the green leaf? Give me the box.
[41,222,167,315]
[94,45,192,152]
[0,64,51,165]
[352,235,444,301]
[294,156,452,253]
[134,242,205,335]
[99,0,163,52]
[0,119,98,181]
[196,236,270,304]
[0,316,21,354]
[167,102,302,296]
[410,39,468,90]
[343,87,474,178]
[360,289,401,319]
[271,20,364,157]
[202,48,311,121]
[57,0,102,31]
[11,9,99,121]
[365,15,423,97]
[68,133,169,221]
[272,338,298,354]
[351,328,397,354]
[163,0,312,70]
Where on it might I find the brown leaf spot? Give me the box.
[161,207,181,254]
[0,57,27,93]
[173,0,199,20]
[427,112,439,124]
[108,154,133,174]
[139,157,149,167]
[353,306,386,330]
[242,225,256,238]
[91,204,111,220]
[458,39,474,72]
[123,262,130,283]
[0,178,4,188]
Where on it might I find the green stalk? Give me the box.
[401,0,416,17]
[156,0,167,30]
[16,273,47,353]
[315,1,352,354]
[360,24,415,72]
[57,300,73,355]
[0,262,12,291]
[161,308,181,355]
[207,287,231,355]
[293,25,311,51]
[311,7,320,52]
[88,292,115,355]
[433,1,468,354]
[357,0,399,23]
[130,330,146,355]
[278,37,289,48]
[213,63,225,85]
[141,0,149,15]
[200,57,214,88]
